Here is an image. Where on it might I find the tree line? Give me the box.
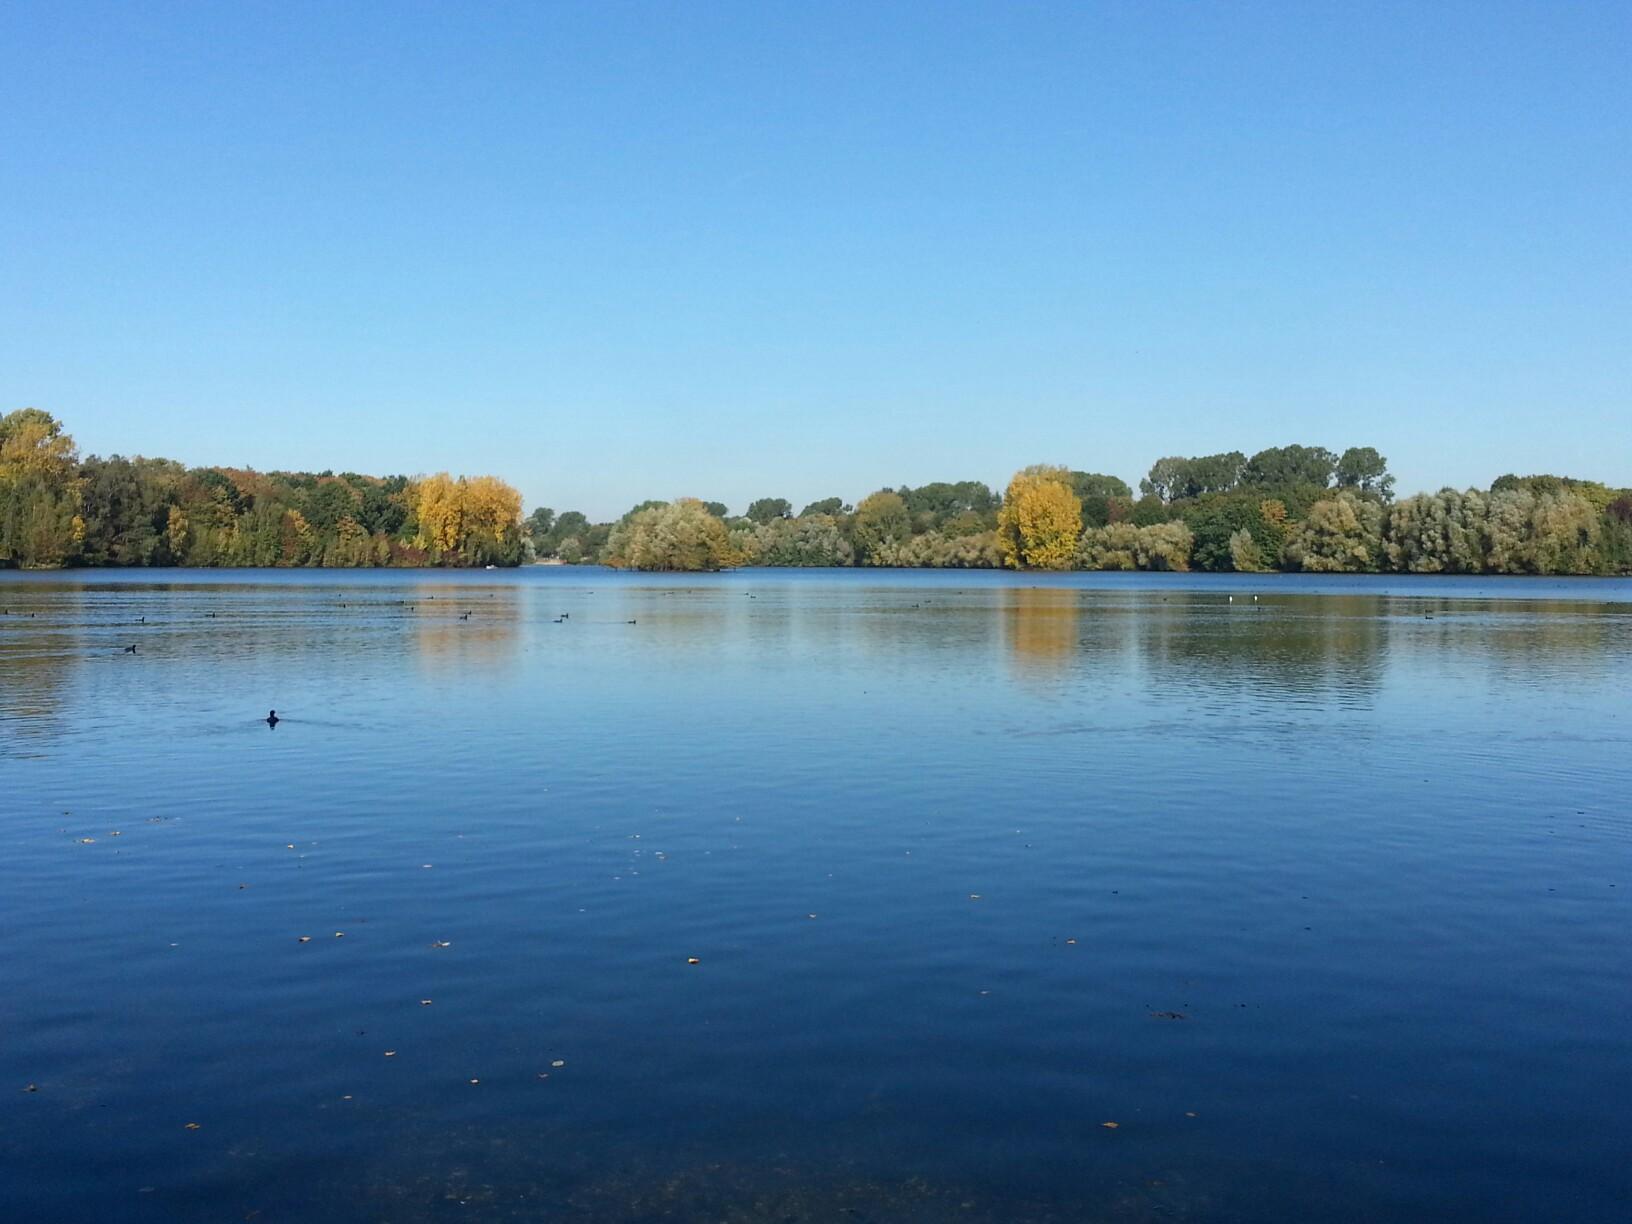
[546,444,1631,576]
[3,409,1628,575]
[0,409,524,569]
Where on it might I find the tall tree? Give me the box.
[996,466,1082,570]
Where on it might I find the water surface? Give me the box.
[3,569,1629,1222]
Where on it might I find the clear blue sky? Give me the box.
[3,1,1627,519]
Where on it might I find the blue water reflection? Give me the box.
[2,568,1629,1222]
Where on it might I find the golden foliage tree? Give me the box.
[997,465,1082,570]
[413,472,523,564]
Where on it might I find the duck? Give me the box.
[123,644,137,654]
[266,710,280,727]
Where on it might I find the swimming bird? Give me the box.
[266,710,279,727]
[123,644,137,654]
[627,619,637,625]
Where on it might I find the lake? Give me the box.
[3,568,1629,1222]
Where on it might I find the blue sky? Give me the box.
[3,1,1627,519]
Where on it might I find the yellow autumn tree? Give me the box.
[415,473,465,559]
[0,408,85,568]
[996,465,1082,570]
[462,475,523,553]
[413,471,523,564]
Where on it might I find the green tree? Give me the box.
[800,496,848,517]
[850,490,912,562]
[607,498,737,571]
[1335,447,1395,499]
[1283,491,1383,572]
[1241,444,1337,491]
[745,497,792,524]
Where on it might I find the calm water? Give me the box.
[3,568,1629,1223]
